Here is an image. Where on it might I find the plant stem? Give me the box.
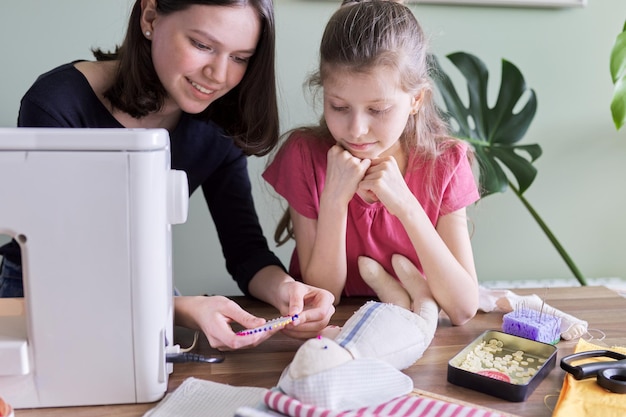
[508,181,588,286]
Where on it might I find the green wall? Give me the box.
[1,1,625,296]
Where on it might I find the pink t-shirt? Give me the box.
[262,132,480,297]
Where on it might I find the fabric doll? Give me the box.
[275,254,439,409]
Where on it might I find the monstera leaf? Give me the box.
[431,51,587,285]
[430,52,540,197]
[610,20,626,131]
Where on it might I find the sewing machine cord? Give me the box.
[166,331,225,363]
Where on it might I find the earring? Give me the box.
[145,30,151,38]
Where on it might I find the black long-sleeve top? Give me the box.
[0,62,283,295]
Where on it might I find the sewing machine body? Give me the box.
[0,128,188,408]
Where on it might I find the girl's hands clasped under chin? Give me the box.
[358,156,417,216]
[325,144,371,206]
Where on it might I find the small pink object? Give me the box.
[0,396,14,417]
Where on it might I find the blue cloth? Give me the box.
[0,61,283,297]
[0,257,24,298]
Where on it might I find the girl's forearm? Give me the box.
[300,198,349,301]
[396,201,478,324]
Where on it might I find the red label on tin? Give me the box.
[477,370,511,382]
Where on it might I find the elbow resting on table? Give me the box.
[447,306,477,326]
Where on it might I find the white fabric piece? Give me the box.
[143,377,267,417]
[278,357,413,410]
[235,406,283,417]
[478,286,588,340]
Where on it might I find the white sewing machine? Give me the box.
[0,128,188,408]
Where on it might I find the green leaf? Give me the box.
[430,52,539,197]
[490,61,538,145]
[429,55,475,137]
[473,146,508,196]
[490,145,538,195]
[610,21,626,130]
[611,77,626,130]
[431,52,587,285]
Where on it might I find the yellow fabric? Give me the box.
[552,339,626,417]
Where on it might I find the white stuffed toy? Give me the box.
[277,255,440,410]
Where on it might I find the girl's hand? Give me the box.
[324,144,371,206]
[358,156,416,216]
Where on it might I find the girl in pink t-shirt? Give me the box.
[263,0,479,327]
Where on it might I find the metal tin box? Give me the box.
[447,330,558,402]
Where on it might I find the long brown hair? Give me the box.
[92,0,279,156]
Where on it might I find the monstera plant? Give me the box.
[611,20,626,130]
[430,51,588,286]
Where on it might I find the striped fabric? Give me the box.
[264,389,504,417]
[335,301,384,350]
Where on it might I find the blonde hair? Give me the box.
[308,0,451,162]
[273,0,468,245]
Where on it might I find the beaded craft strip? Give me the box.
[236,314,299,336]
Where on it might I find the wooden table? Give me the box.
[15,286,626,417]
